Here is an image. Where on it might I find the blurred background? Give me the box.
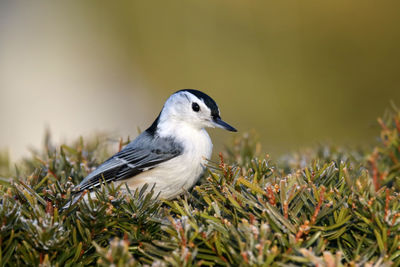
[1,1,400,162]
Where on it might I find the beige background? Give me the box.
[1,1,400,161]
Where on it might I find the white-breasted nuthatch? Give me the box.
[64,89,236,209]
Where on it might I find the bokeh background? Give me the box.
[1,1,400,161]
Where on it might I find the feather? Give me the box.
[74,132,183,192]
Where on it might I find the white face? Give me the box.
[161,91,217,129]
[158,90,237,132]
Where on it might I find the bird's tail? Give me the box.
[60,191,86,212]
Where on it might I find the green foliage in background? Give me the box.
[1,108,400,266]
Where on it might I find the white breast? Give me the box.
[120,125,213,199]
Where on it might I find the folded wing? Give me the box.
[74,133,182,192]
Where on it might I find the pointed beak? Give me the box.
[213,117,237,132]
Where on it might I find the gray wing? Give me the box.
[75,133,182,192]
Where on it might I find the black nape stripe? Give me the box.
[145,112,161,136]
[178,89,220,119]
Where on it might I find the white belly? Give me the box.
[118,128,213,199]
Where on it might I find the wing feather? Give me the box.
[75,133,182,192]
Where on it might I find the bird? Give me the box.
[62,89,237,210]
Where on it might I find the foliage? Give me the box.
[0,108,400,266]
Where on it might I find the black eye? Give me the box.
[192,102,200,112]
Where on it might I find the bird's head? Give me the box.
[156,89,237,133]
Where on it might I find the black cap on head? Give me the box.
[178,89,237,132]
[177,89,220,119]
